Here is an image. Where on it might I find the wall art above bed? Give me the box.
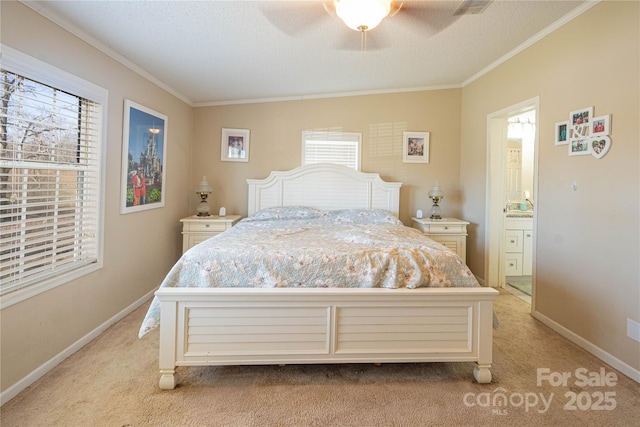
[402,131,430,163]
[221,128,250,162]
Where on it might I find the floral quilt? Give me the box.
[139,207,479,337]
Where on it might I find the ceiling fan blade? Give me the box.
[454,0,492,16]
[387,1,462,39]
[259,1,328,37]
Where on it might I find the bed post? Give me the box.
[158,298,179,389]
[473,298,494,383]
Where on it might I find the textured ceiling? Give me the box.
[27,0,590,106]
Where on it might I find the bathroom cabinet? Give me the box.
[504,217,533,276]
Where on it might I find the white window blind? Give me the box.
[302,131,361,171]
[1,64,103,299]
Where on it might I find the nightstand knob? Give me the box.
[205,224,210,228]
[510,239,515,243]
[444,226,448,230]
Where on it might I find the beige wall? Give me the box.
[2,0,638,398]
[193,90,463,226]
[460,1,639,371]
[1,2,193,393]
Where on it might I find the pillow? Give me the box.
[249,206,326,221]
[330,209,401,225]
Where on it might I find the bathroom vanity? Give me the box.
[504,217,533,276]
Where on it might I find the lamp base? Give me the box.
[196,201,211,217]
[429,203,442,220]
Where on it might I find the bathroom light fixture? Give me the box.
[195,176,213,217]
[428,182,444,220]
[335,0,391,32]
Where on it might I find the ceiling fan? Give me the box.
[261,0,492,51]
[328,0,491,32]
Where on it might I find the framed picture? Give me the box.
[590,114,611,137]
[221,128,250,162]
[568,138,590,156]
[568,106,593,142]
[402,131,430,163]
[590,135,612,159]
[121,100,168,214]
[554,120,569,145]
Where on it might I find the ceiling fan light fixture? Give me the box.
[335,0,391,32]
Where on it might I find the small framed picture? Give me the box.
[590,114,611,137]
[568,138,590,156]
[554,120,569,145]
[221,128,250,162]
[402,131,430,163]
[568,106,593,142]
[589,135,611,159]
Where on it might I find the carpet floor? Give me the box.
[1,290,638,426]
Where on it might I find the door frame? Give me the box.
[485,97,539,309]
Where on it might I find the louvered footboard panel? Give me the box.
[183,306,331,356]
[335,306,472,353]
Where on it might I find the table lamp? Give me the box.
[195,176,213,217]
[428,182,444,220]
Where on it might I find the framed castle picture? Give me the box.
[121,100,168,214]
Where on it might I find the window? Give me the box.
[302,130,361,171]
[0,46,106,306]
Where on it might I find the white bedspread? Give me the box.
[139,208,479,337]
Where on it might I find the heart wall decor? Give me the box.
[556,106,613,159]
[590,135,611,159]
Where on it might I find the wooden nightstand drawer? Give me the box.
[185,221,228,233]
[425,224,465,234]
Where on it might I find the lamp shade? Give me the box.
[195,176,212,193]
[335,0,391,31]
[428,183,444,199]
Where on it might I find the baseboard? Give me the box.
[0,289,156,406]
[532,310,640,384]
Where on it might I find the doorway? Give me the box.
[485,97,539,309]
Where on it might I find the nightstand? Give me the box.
[411,217,470,264]
[180,215,241,253]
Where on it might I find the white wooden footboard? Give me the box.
[156,287,498,389]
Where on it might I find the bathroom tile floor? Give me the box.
[505,276,532,304]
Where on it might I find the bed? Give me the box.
[141,163,498,389]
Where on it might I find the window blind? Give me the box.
[0,70,102,296]
[302,131,361,171]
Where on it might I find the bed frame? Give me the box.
[155,164,498,389]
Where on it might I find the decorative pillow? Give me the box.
[330,209,401,225]
[249,206,326,221]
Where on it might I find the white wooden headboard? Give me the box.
[247,163,402,217]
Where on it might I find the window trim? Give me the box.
[0,45,108,309]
